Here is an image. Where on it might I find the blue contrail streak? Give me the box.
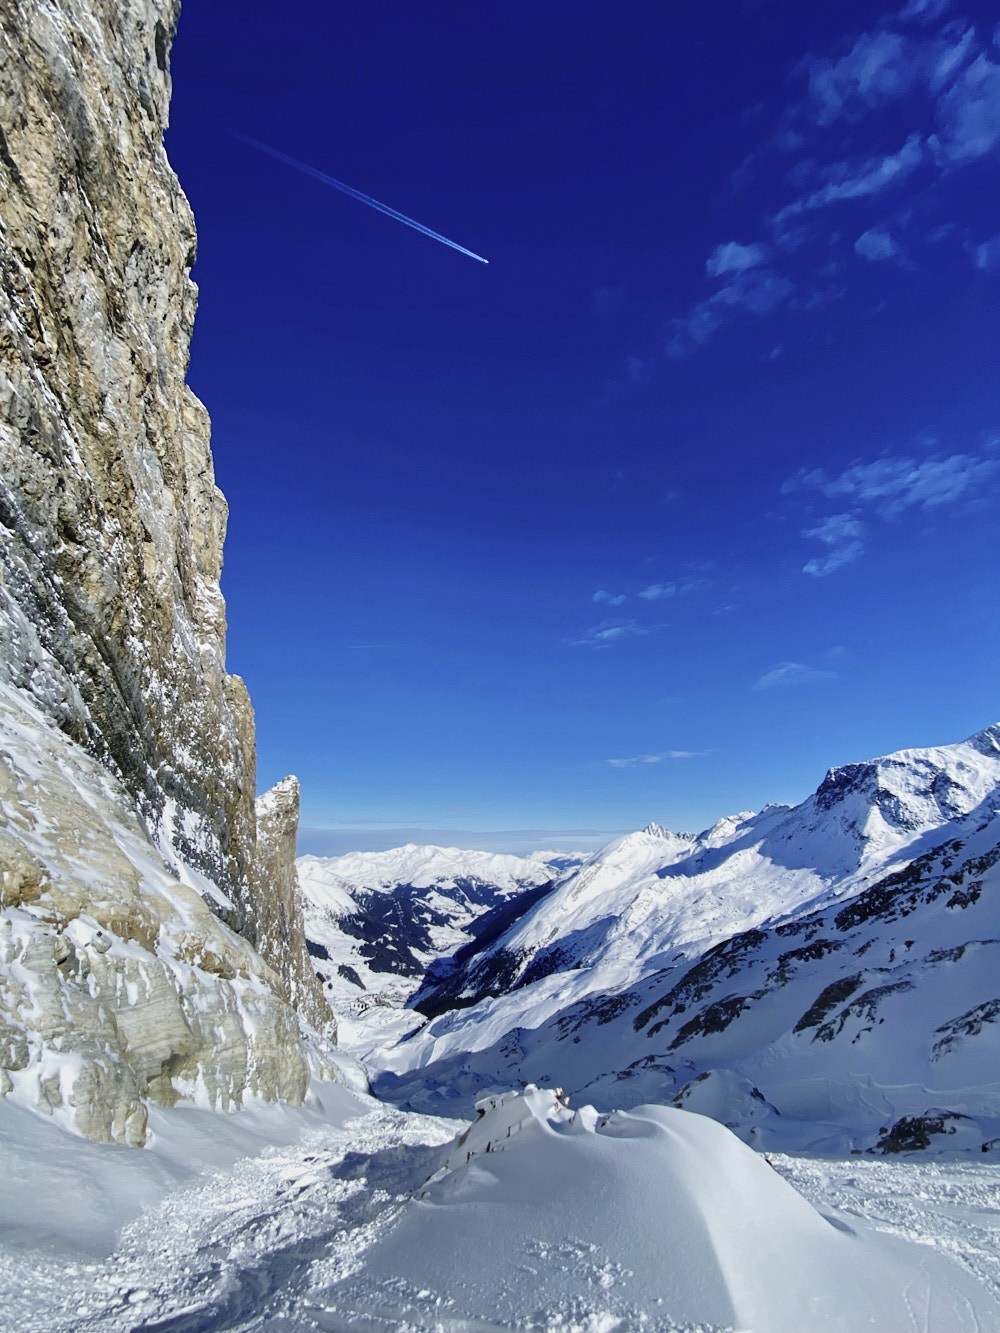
[231,131,489,265]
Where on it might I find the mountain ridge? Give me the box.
[368,724,1000,1154]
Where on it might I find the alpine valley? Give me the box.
[2,0,1000,1329]
[355,726,1000,1156]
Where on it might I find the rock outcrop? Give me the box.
[255,777,331,1032]
[0,0,254,918]
[0,685,310,1145]
[0,0,333,1140]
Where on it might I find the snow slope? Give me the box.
[296,846,556,1054]
[371,727,1000,1151]
[3,1084,997,1332]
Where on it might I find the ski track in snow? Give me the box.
[1,1097,458,1333]
[4,1095,1000,1333]
[772,1154,1000,1312]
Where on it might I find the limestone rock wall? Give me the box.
[0,0,256,915]
[0,685,310,1145]
[255,777,334,1035]
[0,0,335,1138]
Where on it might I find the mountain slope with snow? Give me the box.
[371,727,1000,1152]
[296,846,556,1053]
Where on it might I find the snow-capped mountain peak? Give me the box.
[373,725,1000,1156]
[298,843,553,895]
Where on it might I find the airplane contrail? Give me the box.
[230,130,489,265]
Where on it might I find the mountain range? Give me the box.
[301,727,1000,1154]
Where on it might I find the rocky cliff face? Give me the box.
[0,0,254,917]
[0,0,333,1142]
[255,777,331,1031]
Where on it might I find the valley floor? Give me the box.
[2,1084,999,1333]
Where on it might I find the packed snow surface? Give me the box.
[2,1084,998,1332]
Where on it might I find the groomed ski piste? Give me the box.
[3,1079,1000,1332]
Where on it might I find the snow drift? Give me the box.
[323,1085,997,1332]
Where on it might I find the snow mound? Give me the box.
[325,1087,995,1332]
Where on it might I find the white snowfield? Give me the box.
[300,844,556,895]
[2,1082,998,1332]
[370,727,1000,1153]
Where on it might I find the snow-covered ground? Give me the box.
[3,1082,999,1332]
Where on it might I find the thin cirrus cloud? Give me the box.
[855,227,901,260]
[668,268,794,359]
[705,241,770,277]
[753,661,838,690]
[933,52,1000,162]
[638,578,706,600]
[800,513,867,577]
[656,5,1000,363]
[771,134,924,231]
[784,445,999,575]
[568,619,650,648]
[896,0,951,23]
[787,449,1000,517]
[592,589,627,606]
[974,234,1000,269]
[605,750,704,768]
[638,582,677,601]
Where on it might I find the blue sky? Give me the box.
[166,0,999,854]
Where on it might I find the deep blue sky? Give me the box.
[166,0,999,853]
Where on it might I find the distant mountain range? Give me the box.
[348,726,1000,1155]
[296,845,569,1052]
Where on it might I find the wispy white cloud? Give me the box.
[606,750,703,768]
[802,22,978,125]
[568,619,650,648]
[637,577,705,600]
[638,582,677,601]
[855,226,901,260]
[636,5,994,374]
[806,31,918,126]
[931,51,1000,161]
[593,589,627,606]
[753,661,838,690]
[668,269,794,357]
[774,134,924,230]
[705,241,770,278]
[897,0,951,24]
[974,234,1000,268]
[800,513,867,576]
[787,450,1000,518]
[784,444,998,575]
[928,24,977,91]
